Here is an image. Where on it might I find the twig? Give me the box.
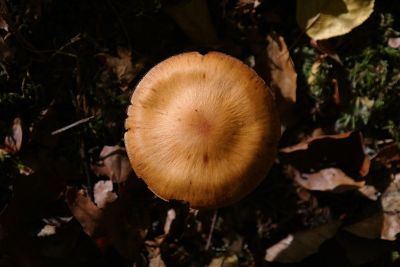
[206,209,218,250]
[51,33,82,57]
[51,115,95,135]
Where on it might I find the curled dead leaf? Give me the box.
[265,221,341,263]
[97,48,144,91]
[164,209,176,235]
[149,254,167,267]
[4,118,23,153]
[66,188,102,237]
[37,225,56,237]
[358,185,379,201]
[381,173,400,240]
[381,213,400,241]
[280,131,370,177]
[91,145,132,183]
[344,213,383,239]
[0,35,13,62]
[0,16,8,32]
[256,34,297,128]
[265,235,294,262]
[293,167,365,192]
[296,0,375,40]
[209,253,239,267]
[235,0,262,14]
[373,143,400,169]
[94,180,118,209]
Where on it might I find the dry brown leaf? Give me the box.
[0,16,8,31]
[37,224,56,237]
[97,48,143,91]
[307,57,323,85]
[235,0,262,14]
[209,253,239,267]
[381,213,400,241]
[66,184,148,259]
[164,0,218,46]
[293,167,365,191]
[4,117,23,153]
[257,34,297,128]
[149,254,167,267]
[0,35,13,62]
[91,145,132,183]
[344,213,383,239]
[358,185,379,201]
[381,173,400,240]
[373,143,400,168]
[94,180,118,209]
[381,174,400,214]
[163,209,176,235]
[265,235,294,262]
[296,0,375,40]
[280,131,370,177]
[65,188,103,237]
[0,1,9,32]
[265,221,341,263]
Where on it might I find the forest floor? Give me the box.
[1,0,400,266]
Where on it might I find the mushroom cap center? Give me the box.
[183,109,212,137]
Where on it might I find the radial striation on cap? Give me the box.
[125,51,280,209]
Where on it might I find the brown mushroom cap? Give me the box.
[125,51,280,209]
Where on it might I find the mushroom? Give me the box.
[125,51,280,209]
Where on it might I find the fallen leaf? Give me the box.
[344,213,383,239]
[265,235,294,262]
[296,0,375,40]
[66,181,150,260]
[37,224,56,237]
[293,167,365,191]
[309,39,343,65]
[381,213,400,241]
[94,180,118,209]
[0,1,10,32]
[280,131,370,177]
[42,216,73,227]
[163,209,176,235]
[381,174,400,214]
[235,0,262,14]
[91,145,132,183]
[307,57,323,85]
[65,188,103,237]
[4,118,22,153]
[358,184,379,200]
[0,36,13,62]
[256,34,297,128]
[373,143,400,169]
[388,37,400,49]
[381,173,400,240]
[265,221,341,263]
[0,16,8,31]
[164,0,219,46]
[334,230,394,266]
[149,254,167,267]
[209,253,239,267]
[97,48,143,91]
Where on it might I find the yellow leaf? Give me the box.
[296,0,375,40]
